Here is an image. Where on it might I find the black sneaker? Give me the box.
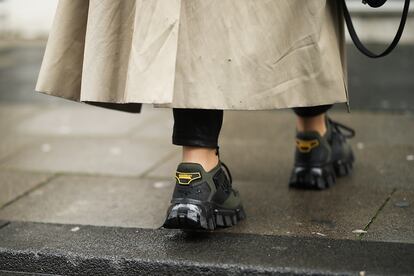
[289,115,356,190]
[162,160,246,230]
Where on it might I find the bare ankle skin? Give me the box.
[295,113,327,136]
[181,146,219,172]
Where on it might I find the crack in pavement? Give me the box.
[0,173,60,211]
[0,221,10,231]
[358,188,397,239]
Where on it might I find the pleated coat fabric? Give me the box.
[35,0,350,113]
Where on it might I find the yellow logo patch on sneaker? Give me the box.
[296,139,320,153]
[175,171,202,185]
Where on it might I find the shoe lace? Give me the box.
[328,117,356,139]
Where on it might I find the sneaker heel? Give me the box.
[289,164,336,190]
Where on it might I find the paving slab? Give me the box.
[0,221,8,229]
[0,175,173,228]
[14,105,149,138]
[0,172,397,241]
[219,140,413,187]
[224,178,394,240]
[323,111,414,147]
[0,104,44,162]
[0,171,53,208]
[0,137,176,177]
[10,102,166,138]
[223,141,412,187]
[0,46,52,104]
[217,110,414,183]
[222,110,414,146]
[146,152,182,179]
[221,110,296,142]
[353,144,414,189]
[130,111,174,145]
[143,111,296,180]
[363,190,414,244]
[0,133,39,164]
[346,44,414,112]
[1,222,413,275]
[0,103,41,131]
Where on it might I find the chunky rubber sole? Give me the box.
[289,155,354,190]
[162,200,246,231]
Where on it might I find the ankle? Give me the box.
[182,146,219,172]
[296,114,327,136]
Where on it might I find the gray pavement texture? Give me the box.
[0,171,52,208]
[345,44,414,113]
[0,106,413,243]
[0,43,413,274]
[1,222,414,276]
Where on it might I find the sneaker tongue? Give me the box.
[175,162,204,185]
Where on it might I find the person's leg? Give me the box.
[164,108,246,230]
[292,104,333,135]
[289,104,356,190]
[172,108,223,172]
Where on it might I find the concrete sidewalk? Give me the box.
[0,103,413,240]
[0,44,413,275]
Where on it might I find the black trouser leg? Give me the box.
[172,108,223,150]
[292,104,334,117]
[171,105,332,149]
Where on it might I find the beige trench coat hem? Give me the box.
[36,73,349,111]
[35,0,350,113]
